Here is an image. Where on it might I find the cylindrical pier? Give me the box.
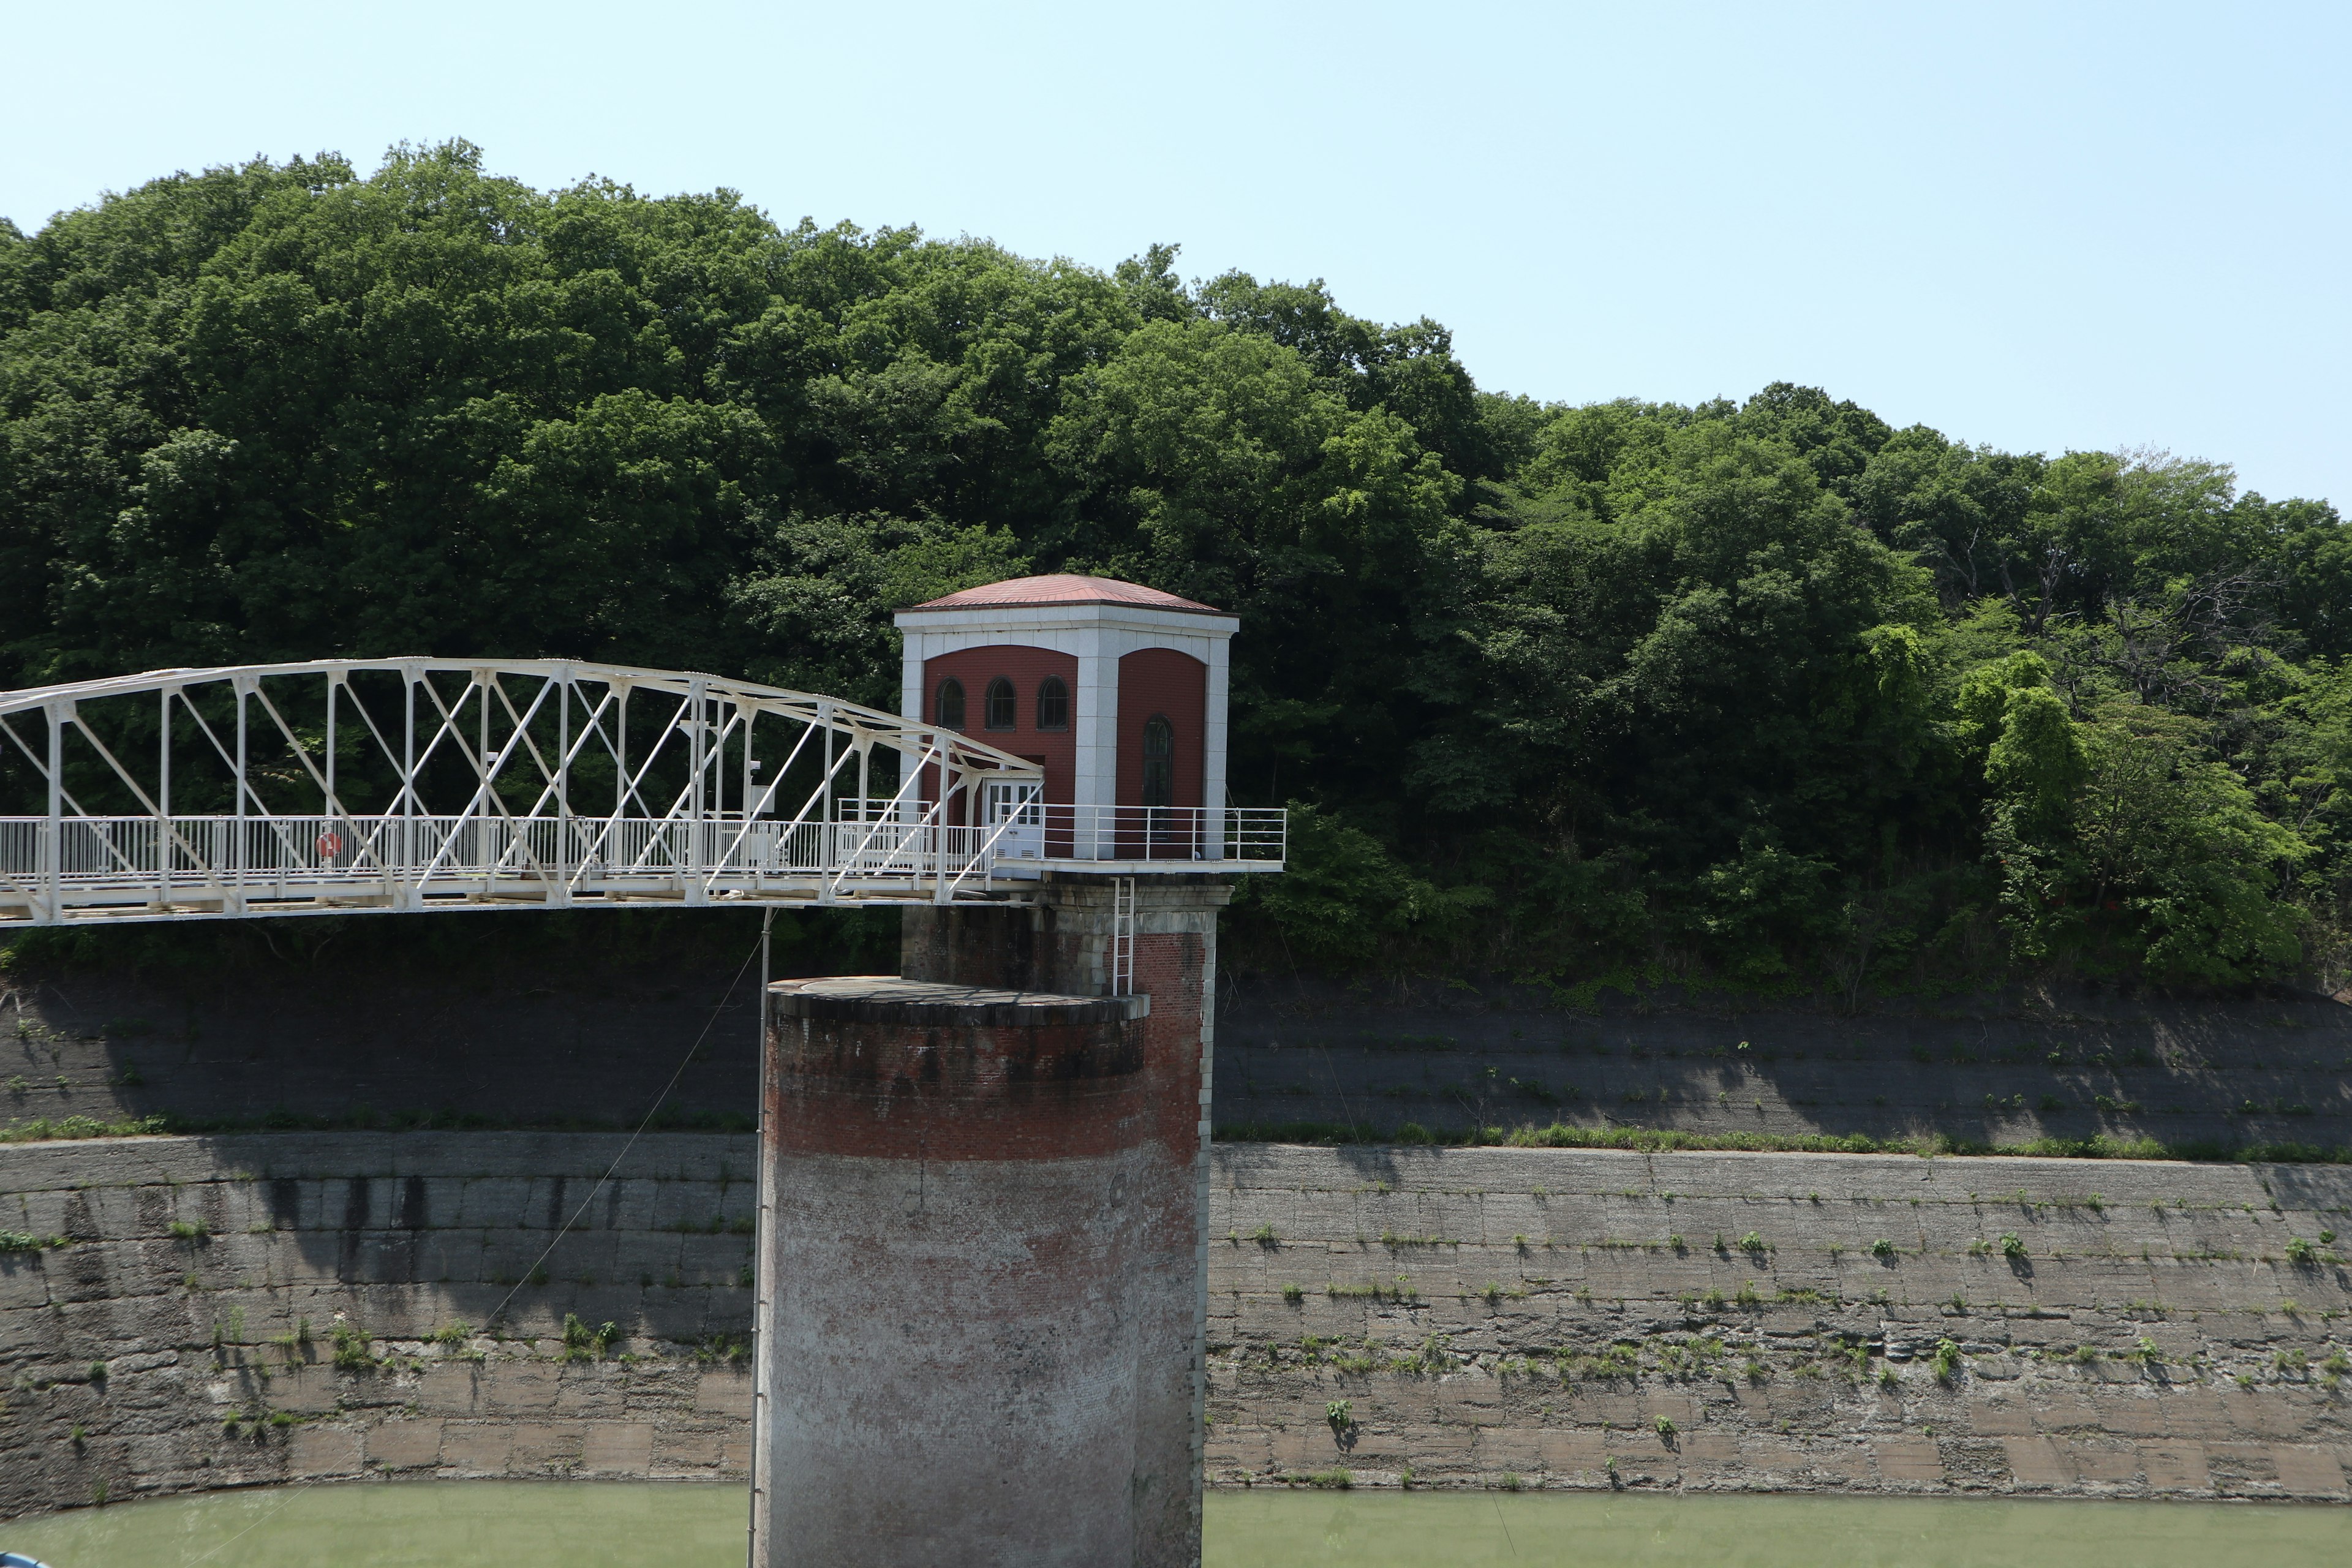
[752,976,1166,1567]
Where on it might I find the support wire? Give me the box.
[748,907,775,1568]
[480,930,766,1333]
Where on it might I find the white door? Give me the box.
[984,780,1045,864]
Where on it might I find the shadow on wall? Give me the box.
[29,1132,764,1342]
[0,907,900,1136]
[1212,973,2352,1153]
[0,1131,765,1519]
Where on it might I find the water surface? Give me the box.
[1210,1488,2352,1566]
[4,1482,2347,1566]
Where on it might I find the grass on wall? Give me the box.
[1216,1117,2352,1166]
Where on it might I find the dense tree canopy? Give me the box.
[4,143,2346,992]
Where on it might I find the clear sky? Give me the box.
[8,1,2346,506]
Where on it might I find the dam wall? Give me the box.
[1206,1144,2352,1499]
[0,1133,759,1520]
[1213,978,2352,1151]
[7,964,2348,1159]
[6,1134,2352,1520]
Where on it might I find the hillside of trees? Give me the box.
[4,143,2347,995]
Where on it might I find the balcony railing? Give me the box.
[975,804,1287,867]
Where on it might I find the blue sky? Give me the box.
[9,1,2346,506]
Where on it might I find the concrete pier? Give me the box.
[902,877,1231,1566]
[751,977,1167,1567]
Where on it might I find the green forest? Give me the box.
[4,143,2347,995]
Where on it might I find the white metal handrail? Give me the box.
[0,807,1289,884]
[0,804,1289,924]
[1001,804,1287,864]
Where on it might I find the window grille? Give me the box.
[1141,715,1174,807]
[1036,676,1069,731]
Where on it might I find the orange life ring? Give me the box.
[316,831,343,859]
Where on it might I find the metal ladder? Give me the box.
[1110,876,1135,996]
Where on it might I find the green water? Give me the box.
[1212,1489,2352,1565]
[4,1482,2348,1566]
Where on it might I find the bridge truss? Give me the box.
[0,661,1283,929]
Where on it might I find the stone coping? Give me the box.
[766,975,1149,1027]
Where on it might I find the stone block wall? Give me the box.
[1216,982,2352,1152]
[0,1133,758,1519]
[7,1133,2352,1523]
[1207,1145,2352,1500]
[9,965,2347,1161]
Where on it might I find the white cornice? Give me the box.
[894,602,1237,641]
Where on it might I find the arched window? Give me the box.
[1036,676,1069,731]
[984,677,1017,731]
[934,678,965,731]
[1141,715,1175,807]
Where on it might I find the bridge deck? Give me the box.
[0,808,1283,925]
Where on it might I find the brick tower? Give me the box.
[750,576,1248,1568]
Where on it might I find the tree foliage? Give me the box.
[4,145,2347,991]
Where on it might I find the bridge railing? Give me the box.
[0,804,1287,919]
[3,807,1289,882]
[0,814,976,890]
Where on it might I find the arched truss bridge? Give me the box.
[0,661,1286,928]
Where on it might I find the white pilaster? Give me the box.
[1203,638,1231,858]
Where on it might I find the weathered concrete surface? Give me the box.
[903,876,1231,1564]
[6,1135,2351,1527]
[758,978,1158,1567]
[1207,1145,2352,1499]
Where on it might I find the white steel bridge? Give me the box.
[0,660,1285,928]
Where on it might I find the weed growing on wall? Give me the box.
[561,1314,619,1363]
[329,1317,376,1371]
[1217,1119,2352,1167]
[0,1230,69,1251]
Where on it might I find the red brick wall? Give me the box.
[1116,648,1205,809]
[922,644,1079,806]
[1130,930,1207,1156]
[885,889,1221,1568]
[1126,926,1210,1568]
[769,1012,1148,1161]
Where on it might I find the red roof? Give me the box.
[905,574,1225,615]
